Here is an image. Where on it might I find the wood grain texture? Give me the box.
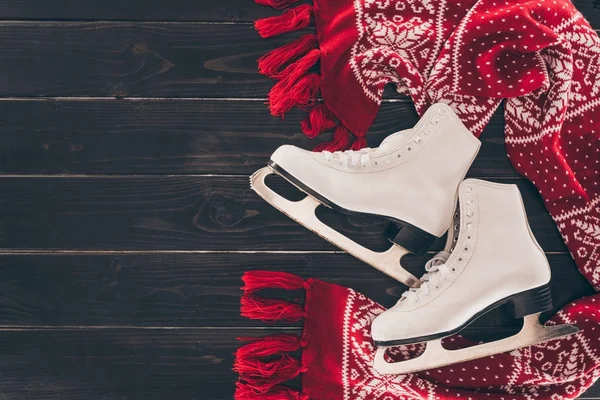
[0,328,596,400]
[0,0,595,26]
[0,328,269,400]
[0,175,567,252]
[0,98,515,176]
[0,23,301,97]
[0,252,593,328]
[0,0,284,22]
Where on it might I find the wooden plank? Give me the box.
[0,0,595,27]
[0,328,260,400]
[0,328,597,400]
[0,175,567,252]
[0,0,285,22]
[0,252,592,328]
[0,23,299,98]
[0,99,514,177]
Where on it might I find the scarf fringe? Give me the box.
[236,334,302,359]
[313,125,352,152]
[258,34,319,79]
[268,49,321,117]
[234,353,302,389]
[235,382,307,400]
[351,135,367,150]
[241,295,305,323]
[253,0,360,151]
[240,271,308,323]
[301,104,337,138]
[235,271,309,400]
[254,4,313,39]
[242,270,305,294]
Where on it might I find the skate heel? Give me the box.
[507,284,553,319]
[385,221,437,256]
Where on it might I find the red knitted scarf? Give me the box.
[235,271,600,399]
[236,0,600,398]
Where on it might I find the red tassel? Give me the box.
[241,295,305,323]
[351,135,367,150]
[282,48,320,78]
[301,104,337,138]
[258,34,318,79]
[236,334,301,359]
[242,271,305,294]
[235,382,306,400]
[313,125,352,152]
[269,74,320,117]
[234,354,302,389]
[267,48,321,117]
[255,4,313,39]
[255,0,301,10]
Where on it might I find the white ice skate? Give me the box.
[250,103,481,287]
[372,179,579,375]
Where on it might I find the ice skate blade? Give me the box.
[373,313,579,375]
[250,166,421,287]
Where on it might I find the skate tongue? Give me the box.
[378,129,411,149]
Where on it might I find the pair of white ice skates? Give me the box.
[250,103,578,375]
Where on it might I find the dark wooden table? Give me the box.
[0,1,598,399]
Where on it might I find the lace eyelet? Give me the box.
[463,246,469,252]
[458,257,463,262]
[407,146,412,152]
[451,267,457,272]
[466,210,474,217]
[453,236,458,242]
[430,119,439,125]
[454,212,459,219]
[424,128,431,135]
[466,198,473,205]
[414,137,422,144]
[384,157,391,164]
[453,224,459,231]
[372,160,379,167]
[465,185,473,193]
[467,235,472,240]
[466,223,473,230]
[437,107,447,116]
[396,153,402,159]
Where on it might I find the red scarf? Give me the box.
[236,0,600,397]
[235,271,600,399]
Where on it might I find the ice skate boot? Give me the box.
[250,103,481,287]
[371,179,579,374]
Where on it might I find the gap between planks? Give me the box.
[0,174,530,179]
[0,249,569,255]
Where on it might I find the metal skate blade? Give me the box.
[249,166,420,287]
[373,313,579,375]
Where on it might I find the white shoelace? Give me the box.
[402,251,452,303]
[322,148,378,168]
[321,132,405,168]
